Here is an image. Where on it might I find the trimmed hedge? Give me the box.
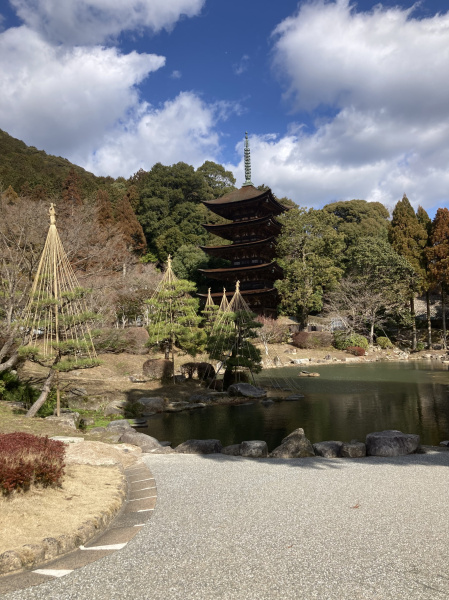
[333,332,369,351]
[376,336,393,349]
[0,433,65,495]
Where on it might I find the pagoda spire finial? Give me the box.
[242,132,253,187]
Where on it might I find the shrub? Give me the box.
[346,346,366,356]
[0,370,39,406]
[180,362,198,379]
[0,433,65,495]
[180,362,215,380]
[333,332,369,351]
[292,331,333,349]
[376,336,393,349]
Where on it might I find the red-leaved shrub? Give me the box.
[346,346,366,356]
[0,433,65,495]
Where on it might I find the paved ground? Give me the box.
[2,450,449,600]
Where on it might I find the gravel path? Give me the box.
[3,451,449,600]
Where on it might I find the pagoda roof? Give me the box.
[200,236,276,257]
[199,261,283,281]
[203,215,282,241]
[203,185,286,218]
[198,288,277,299]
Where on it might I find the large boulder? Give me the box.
[45,412,80,430]
[270,428,315,458]
[106,419,132,430]
[241,440,268,458]
[136,397,166,413]
[341,441,366,458]
[142,358,173,381]
[313,441,343,458]
[227,383,267,399]
[175,439,222,454]
[119,431,162,452]
[366,430,420,457]
[188,393,215,404]
[221,444,242,456]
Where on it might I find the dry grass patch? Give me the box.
[0,464,123,555]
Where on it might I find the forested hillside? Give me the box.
[1,128,448,371]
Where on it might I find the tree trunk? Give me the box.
[426,290,432,349]
[410,296,417,351]
[442,285,447,350]
[369,318,375,346]
[26,369,56,417]
[0,352,19,374]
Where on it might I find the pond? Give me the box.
[139,361,449,451]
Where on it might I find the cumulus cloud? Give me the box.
[0,0,223,176]
[0,26,165,160]
[84,92,231,177]
[245,0,449,212]
[10,0,206,45]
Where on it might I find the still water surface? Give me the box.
[141,361,449,450]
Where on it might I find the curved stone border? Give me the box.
[0,462,157,594]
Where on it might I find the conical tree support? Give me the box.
[23,204,98,417]
[146,255,203,382]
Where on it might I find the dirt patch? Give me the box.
[0,463,123,556]
[65,440,142,468]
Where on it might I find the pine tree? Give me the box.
[21,204,99,417]
[389,195,428,350]
[146,257,206,377]
[427,208,449,349]
[206,284,262,389]
[201,289,219,335]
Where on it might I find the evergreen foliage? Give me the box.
[323,199,390,252]
[146,277,206,358]
[276,207,345,324]
[207,308,262,389]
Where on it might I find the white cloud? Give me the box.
[242,0,449,213]
[171,70,182,79]
[0,26,165,160]
[85,92,230,177]
[233,54,250,76]
[10,0,206,44]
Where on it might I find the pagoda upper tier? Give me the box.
[202,215,282,243]
[202,185,285,221]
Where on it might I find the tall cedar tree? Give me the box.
[416,205,433,348]
[115,195,147,254]
[389,195,428,350]
[96,189,115,228]
[427,208,449,349]
[61,168,82,217]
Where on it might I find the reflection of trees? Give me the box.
[143,365,449,448]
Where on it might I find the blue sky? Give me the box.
[0,1,448,215]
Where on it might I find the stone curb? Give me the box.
[0,462,137,577]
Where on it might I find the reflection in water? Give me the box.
[140,361,449,450]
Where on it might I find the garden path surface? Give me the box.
[2,450,449,600]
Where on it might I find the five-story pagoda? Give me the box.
[199,133,286,316]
